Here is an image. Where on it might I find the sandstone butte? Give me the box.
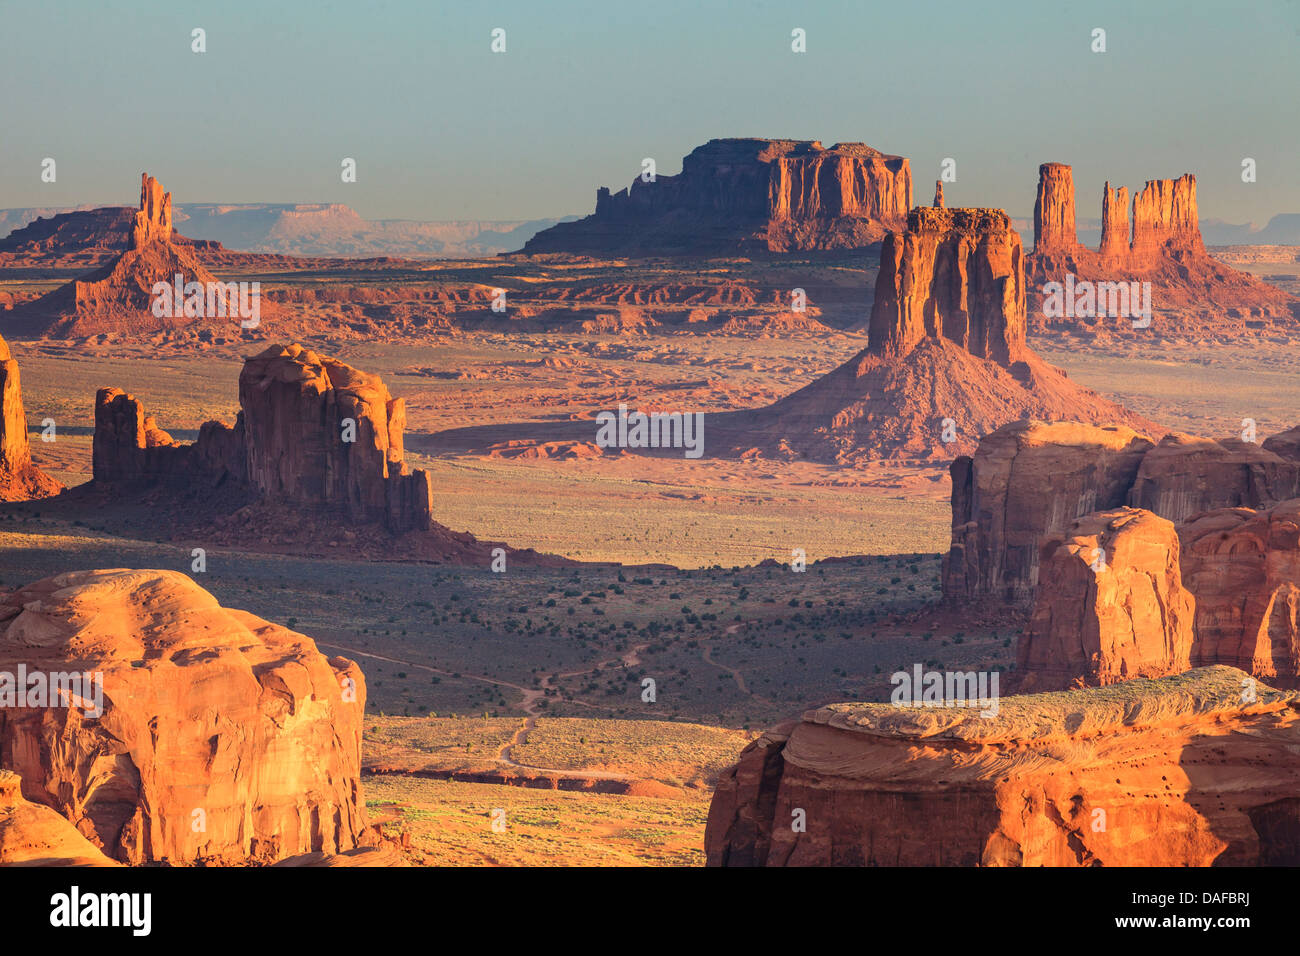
[91,342,571,564]
[710,207,1158,462]
[1027,162,1295,333]
[524,138,912,255]
[8,173,269,338]
[944,419,1300,605]
[0,569,373,865]
[1018,501,1300,692]
[705,667,1300,866]
[0,332,63,501]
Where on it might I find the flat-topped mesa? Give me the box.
[868,207,1026,366]
[92,344,434,534]
[130,172,172,248]
[1130,173,1203,260]
[1032,162,1078,253]
[524,138,912,254]
[1098,181,1131,260]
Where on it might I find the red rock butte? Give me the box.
[524,138,912,255]
[9,173,262,338]
[711,206,1156,462]
[0,333,63,500]
[1027,162,1294,330]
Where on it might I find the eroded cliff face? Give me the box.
[944,420,1300,607]
[0,334,63,501]
[942,420,1155,605]
[706,668,1300,866]
[1018,508,1195,691]
[93,344,434,533]
[1026,163,1293,331]
[867,207,1026,365]
[0,569,369,865]
[524,138,912,254]
[1181,501,1300,688]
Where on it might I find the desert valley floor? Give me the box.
[4,246,1299,865]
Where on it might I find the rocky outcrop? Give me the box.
[945,420,1300,607]
[524,139,912,255]
[932,181,944,208]
[93,344,433,533]
[11,174,267,338]
[0,771,117,866]
[1098,182,1130,261]
[1130,174,1203,260]
[943,421,1155,604]
[0,334,63,501]
[1032,162,1077,254]
[868,208,1025,365]
[709,208,1157,462]
[706,667,1300,866]
[1127,432,1300,523]
[0,569,369,865]
[1180,501,1300,688]
[1018,508,1195,691]
[1027,163,1294,334]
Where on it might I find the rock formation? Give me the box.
[709,209,1157,462]
[706,667,1300,866]
[943,421,1155,603]
[0,333,63,501]
[1127,432,1300,523]
[1026,163,1295,335]
[932,181,944,208]
[1018,508,1195,691]
[945,419,1300,606]
[0,569,370,865]
[94,344,433,533]
[0,770,117,866]
[524,139,912,255]
[1181,501,1300,688]
[10,174,267,338]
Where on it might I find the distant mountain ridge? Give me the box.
[0,203,573,259]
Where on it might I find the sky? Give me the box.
[1,0,1297,225]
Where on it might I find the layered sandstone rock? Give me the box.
[0,771,117,866]
[1180,502,1300,688]
[932,181,944,208]
[1127,432,1300,524]
[868,208,1026,364]
[942,421,1154,604]
[1032,162,1077,253]
[706,667,1300,866]
[93,345,434,533]
[524,139,912,255]
[0,569,369,865]
[710,208,1156,462]
[1018,508,1195,691]
[1027,163,1294,333]
[12,173,265,338]
[0,334,63,501]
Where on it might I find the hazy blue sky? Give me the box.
[2,0,1297,225]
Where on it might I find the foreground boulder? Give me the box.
[1018,508,1195,691]
[0,569,369,865]
[706,667,1300,866]
[0,771,116,866]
